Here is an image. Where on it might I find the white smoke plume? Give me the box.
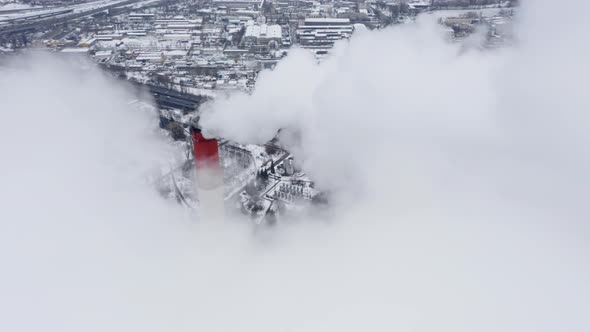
[1,0,589,330]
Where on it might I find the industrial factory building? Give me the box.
[296,17,354,51]
[212,0,265,10]
[243,23,282,47]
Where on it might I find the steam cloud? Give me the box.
[1,0,589,331]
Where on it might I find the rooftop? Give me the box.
[245,24,282,39]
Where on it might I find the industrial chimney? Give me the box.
[190,117,224,221]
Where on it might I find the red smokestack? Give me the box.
[191,130,220,171]
[190,118,224,221]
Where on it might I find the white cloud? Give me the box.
[1,0,589,330]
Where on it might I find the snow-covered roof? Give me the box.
[245,24,282,39]
[165,50,188,56]
[60,47,89,53]
[304,18,351,24]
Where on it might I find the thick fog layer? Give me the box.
[1,0,589,331]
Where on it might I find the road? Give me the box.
[0,0,145,36]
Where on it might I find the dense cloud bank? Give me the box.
[1,0,589,330]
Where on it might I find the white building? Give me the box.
[244,24,282,45]
[296,18,353,50]
[212,0,265,9]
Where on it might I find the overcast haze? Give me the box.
[1,0,589,331]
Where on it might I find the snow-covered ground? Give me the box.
[426,7,504,19]
[0,1,46,11]
[0,0,138,22]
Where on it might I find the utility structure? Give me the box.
[190,117,224,221]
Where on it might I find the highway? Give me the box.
[0,0,145,36]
